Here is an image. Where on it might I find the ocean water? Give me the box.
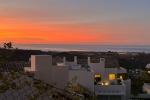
[15,44,150,53]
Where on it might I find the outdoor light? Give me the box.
[120,76,123,80]
[101,81,109,86]
[105,82,109,86]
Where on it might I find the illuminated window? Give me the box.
[109,74,116,80]
[95,74,101,78]
[117,73,127,80]
[94,74,101,85]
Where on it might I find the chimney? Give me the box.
[63,57,66,64]
[100,58,105,67]
[74,56,77,64]
[88,57,91,65]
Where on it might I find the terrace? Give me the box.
[95,84,126,95]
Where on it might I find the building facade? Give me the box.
[25,55,131,100]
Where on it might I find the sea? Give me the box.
[15,44,150,53]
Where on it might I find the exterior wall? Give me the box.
[117,67,127,73]
[34,55,53,84]
[88,57,130,100]
[69,70,95,92]
[31,56,36,71]
[97,95,123,100]
[24,56,37,72]
[104,68,127,80]
[30,55,130,100]
[88,57,105,73]
[51,66,69,89]
[33,55,69,89]
[124,79,131,99]
[143,83,150,94]
[95,85,126,100]
[104,68,117,80]
[95,85,126,95]
[88,57,106,80]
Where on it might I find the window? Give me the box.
[109,74,116,80]
[116,73,127,80]
[94,74,101,85]
[95,74,101,78]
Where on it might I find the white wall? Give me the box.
[31,55,130,99]
[31,56,36,71]
[143,83,150,94]
[51,66,69,89]
[88,58,105,74]
[69,70,94,92]
[88,57,108,81]
[34,55,53,84]
[33,55,69,89]
[95,85,126,95]
[124,79,131,100]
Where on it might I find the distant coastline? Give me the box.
[15,44,150,53]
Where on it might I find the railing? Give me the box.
[95,85,126,95]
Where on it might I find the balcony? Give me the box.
[95,85,126,95]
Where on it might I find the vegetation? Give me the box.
[65,76,94,100]
[1,42,150,99]
[0,43,150,70]
[118,53,150,70]
[131,71,150,95]
[3,42,13,49]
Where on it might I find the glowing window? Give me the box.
[94,74,101,85]
[109,74,116,80]
[95,74,101,78]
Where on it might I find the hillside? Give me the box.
[0,48,150,69]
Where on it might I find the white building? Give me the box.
[87,57,131,100]
[25,55,69,89]
[146,64,150,69]
[25,55,131,100]
[143,83,150,94]
[146,64,150,74]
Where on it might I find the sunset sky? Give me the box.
[0,0,150,45]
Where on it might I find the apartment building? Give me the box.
[25,55,131,100]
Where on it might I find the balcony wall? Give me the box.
[95,85,126,95]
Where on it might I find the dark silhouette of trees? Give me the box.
[3,42,13,49]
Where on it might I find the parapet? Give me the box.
[88,57,105,64]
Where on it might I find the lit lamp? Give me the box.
[120,76,123,80]
[101,81,109,86]
[105,82,109,86]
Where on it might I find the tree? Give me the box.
[3,42,13,49]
